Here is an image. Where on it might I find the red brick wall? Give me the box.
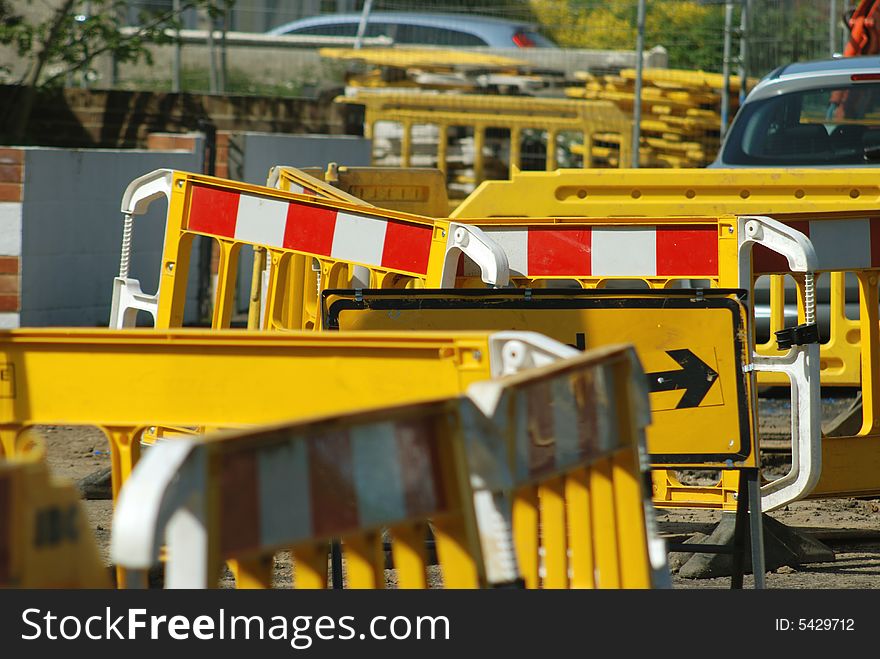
[0,148,22,312]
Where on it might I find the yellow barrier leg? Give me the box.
[431,517,480,589]
[859,272,880,435]
[103,425,142,588]
[538,476,568,589]
[565,468,595,589]
[512,487,540,589]
[344,533,386,589]
[0,428,15,458]
[229,555,274,589]
[292,543,328,589]
[590,459,621,589]
[390,523,429,589]
[611,451,652,589]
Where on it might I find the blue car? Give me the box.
[267,11,557,49]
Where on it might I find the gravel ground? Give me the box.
[38,393,880,589]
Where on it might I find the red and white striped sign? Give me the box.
[514,364,621,482]
[753,217,880,274]
[185,184,434,275]
[215,416,448,555]
[477,225,718,278]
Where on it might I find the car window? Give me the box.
[395,24,487,47]
[285,23,359,37]
[722,83,880,165]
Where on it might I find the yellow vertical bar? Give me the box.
[229,555,274,589]
[512,487,540,589]
[545,130,557,171]
[859,272,880,434]
[473,126,486,186]
[246,247,267,330]
[565,468,595,589]
[436,124,448,176]
[538,476,568,588]
[344,533,385,589]
[581,134,593,168]
[590,458,620,588]
[211,241,240,329]
[401,121,412,168]
[509,127,522,171]
[390,523,429,589]
[432,517,480,588]
[0,428,15,458]
[292,543,328,589]
[611,450,652,588]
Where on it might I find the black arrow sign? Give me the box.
[646,349,718,409]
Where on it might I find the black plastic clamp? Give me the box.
[775,323,820,350]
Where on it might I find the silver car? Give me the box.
[267,11,557,49]
[713,55,880,167]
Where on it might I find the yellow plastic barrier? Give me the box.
[336,91,633,200]
[0,329,571,505]
[109,169,508,332]
[268,163,450,217]
[0,445,110,588]
[111,345,671,589]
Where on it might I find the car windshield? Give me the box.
[721,82,880,165]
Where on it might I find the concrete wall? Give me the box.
[17,147,205,327]
[228,132,371,184]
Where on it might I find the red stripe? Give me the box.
[307,430,359,538]
[526,380,557,478]
[871,218,880,268]
[283,202,337,256]
[528,227,592,276]
[219,452,260,555]
[656,225,718,276]
[752,220,810,274]
[381,220,433,274]
[0,474,10,583]
[395,417,444,518]
[187,185,240,237]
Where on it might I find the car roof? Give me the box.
[744,55,880,104]
[267,11,542,34]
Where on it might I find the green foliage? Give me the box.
[528,0,726,72]
[1,0,232,88]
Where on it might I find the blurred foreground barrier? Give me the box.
[109,169,508,331]
[111,345,672,589]
[0,329,571,502]
[322,287,766,587]
[0,445,110,588]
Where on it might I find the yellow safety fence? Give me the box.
[109,169,508,332]
[111,345,670,589]
[0,442,110,588]
[335,91,632,203]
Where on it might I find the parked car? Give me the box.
[267,12,557,49]
[712,55,880,342]
[712,54,880,167]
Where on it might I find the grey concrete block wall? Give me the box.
[20,147,205,327]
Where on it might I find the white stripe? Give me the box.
[331,212,388,266]
[591,227,657,276]
[351,422,407,526]
[0,313,19,329]
[258,439,311,546]
[0,203,22,256]
[552,378,581,470]
[484,228,529,276]
[809,218,871,270]
[234,195,288,248]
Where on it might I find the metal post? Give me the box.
[747,469,767,589]
[219,9,228,94]
[738,0,749,104]
[721,1,734,140]
[172,0,182,93]
[206,6,219,94]
[354,0,374,50]
[830,0,838,56]
[631,0,647,168]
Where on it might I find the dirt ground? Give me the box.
[41,393,880,589]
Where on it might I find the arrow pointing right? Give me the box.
[647,348,719,409]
